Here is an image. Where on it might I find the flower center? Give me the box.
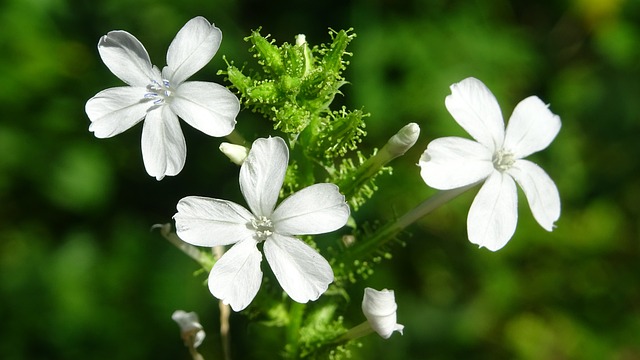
[144,79,173,105]
[492,149,516,172]
[250,215,274,241]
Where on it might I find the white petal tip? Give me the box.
[543,221,557,232]
[473,240,506,252]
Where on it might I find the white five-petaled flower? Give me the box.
[173,137,350,311]
[85,16,240,180]
[419,77,561,251]
[362,287,404,339]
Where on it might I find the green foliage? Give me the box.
[222,29,357,136]
[297,304,350,359]
[222,28,391,210]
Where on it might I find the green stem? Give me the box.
[152,223,212,271]
[343,184,476,262]
[225,129,247,145]
[338,147,390,198]
[286,302,306,358]
[337,123,419,198]
[338,321,373,342]
[394,184,475,230]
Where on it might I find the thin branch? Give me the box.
[151,223,211,269]
[213,246,232,360]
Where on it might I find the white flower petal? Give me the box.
[362,288,404,339]
[419,137,494,190]
[86,87,150,138]
[140,106,186,180]
[263,233,333,303]
[272,183,349,236]
[165,17,222,85]
[503,96,561,158]
[508,159,560,231]
[174,196,256,247]
[445,77,505,151]
[98,30,157,87]
[208,239,263,312]
[240,137,289,217]
[467,171,518,251]
[170,81,239,137]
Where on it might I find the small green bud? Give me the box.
[273,102,311,133]
[225,65,252,94]
[279,74,302,96]
[296,34,314,77]
[248,31,284,74]
[247,81,278,103]
[283,44,305,78]
[322,29,355,75]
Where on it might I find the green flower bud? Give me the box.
[247,81,278,103]
[248,30,284,75]
[225,65,252,94]
[322,29,355,75]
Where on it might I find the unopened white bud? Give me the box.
[172,310,206,348]
[386,123,420,158]
[220,142,249,165]
[362,287,404,339]
[295,34,307,46]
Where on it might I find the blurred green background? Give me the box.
[1,0,639,358]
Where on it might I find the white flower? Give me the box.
[419,77,561,251]
[85,17,240,180]
[171,310,205,348]
[362,287,404,339]
[173,137,350,311]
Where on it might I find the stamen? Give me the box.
[250,216,274,241]
[492,149,516,172]
[144,79,173,105]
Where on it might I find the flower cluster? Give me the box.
[86,16,562,359]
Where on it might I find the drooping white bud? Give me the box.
[362,287,404,339]
[171,310,206,348]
